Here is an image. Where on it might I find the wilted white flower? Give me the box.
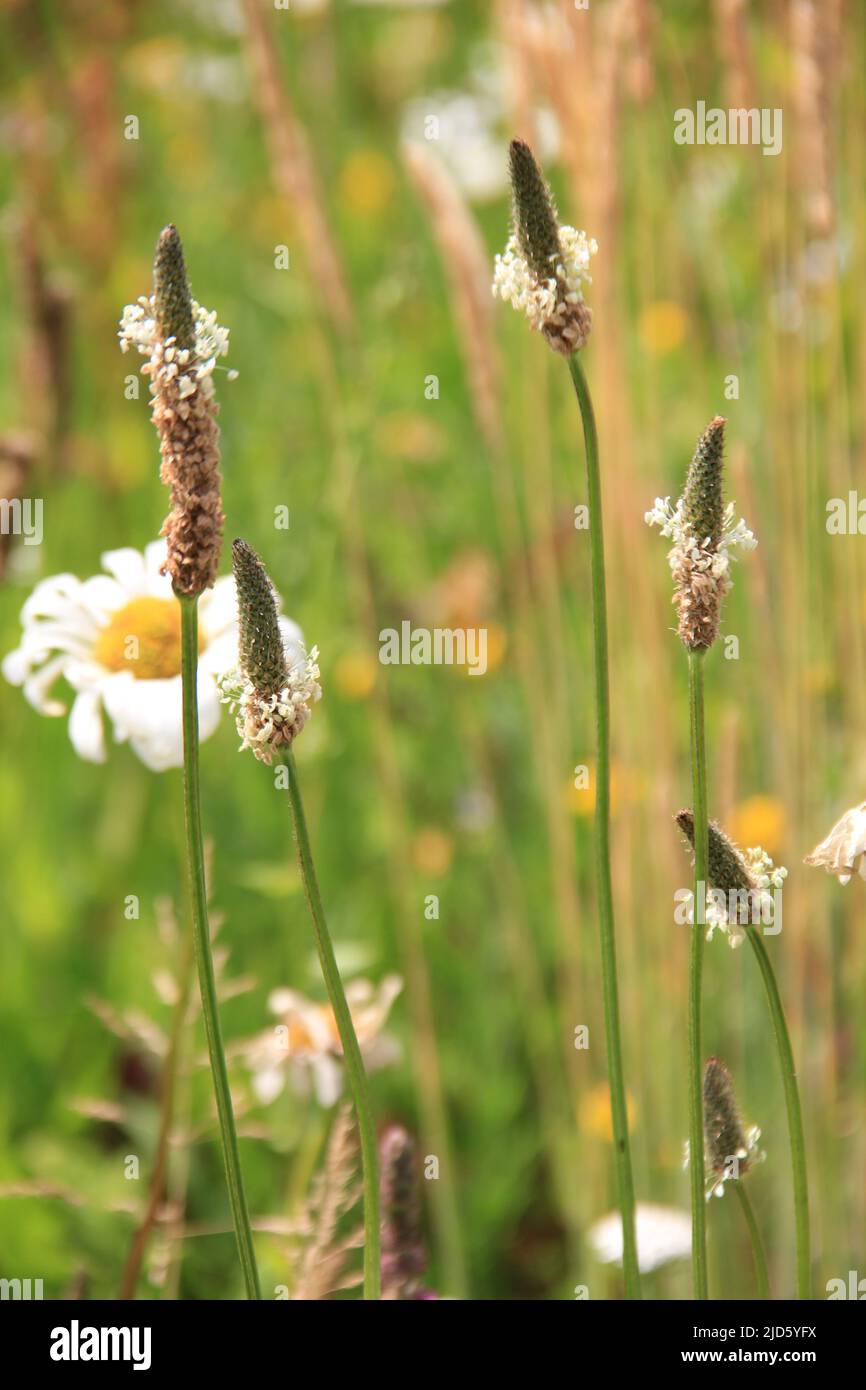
[1,540,303,772]
[804,802,866,884]
[588,1203,692,1274]
[245,976,403,1108]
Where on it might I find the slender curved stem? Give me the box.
[567,353,640,1299]
[179,594,261,1300]
[687,647,709,1299]
[732,1181,769,1300]
[746,925,811,1299]
[283,750,381,1299]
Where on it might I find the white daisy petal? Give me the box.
[199,574,239,639]
[100,547,148,595]
[68,689,107,763]
[252,1066,286,1106]
[21,653,69,716]
[310,1054,344,1108]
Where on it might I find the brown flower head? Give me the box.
[119,225,230,596]
[645,417,756,652]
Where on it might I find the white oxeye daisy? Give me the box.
[1,539,304,772]
[243,975,403,1108]
[804,801,866,883]
[588,1203,692,1274]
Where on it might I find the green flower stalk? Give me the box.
[676,814,811,1298]
[222,539,381,1299]
[494,139,640,1298]
[646,415,759,1298]
[119,228,259,1299]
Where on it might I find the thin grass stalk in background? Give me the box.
[329,413,467,1296]
[732,1181,770,1300]
[283,749,381,1300]
[119,930,194,1299]
[567,351,640,1299]
[180,595,261,1300]
[745,925,811,1298]
[688,648,709,1299]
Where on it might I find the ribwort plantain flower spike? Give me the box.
[492,139,596,355]
[119,224,234,596]
[702,1057,763,1199]
[153,224,196,351]
[645,417,756,651]
[379,1125,432,1300]
[675,809,787,948]
[219,540,320,764]
[232,538,289,695]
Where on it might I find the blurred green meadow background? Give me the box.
[0,0,864,1299]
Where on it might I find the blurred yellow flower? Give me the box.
[729,795,786,858]
[339,149,395,219]
[375,411,445,464]
[579,1082,636,1142]
[333,649,377,701]
[566,760,627,817]
[411,827,454,877]
[802,661,834,697]
[454,621,506,677]
[124,37,183,88]
[639,300,687,355]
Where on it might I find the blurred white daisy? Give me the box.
[245,975,403,1108]
[1,539,302,772]
[805,802,866,884]
[588,1203,692,1274]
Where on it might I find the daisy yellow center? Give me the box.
[94,596,199,679]
[285,1008,340,1053]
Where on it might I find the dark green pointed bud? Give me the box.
[682,416,726,547]
[508,139,562,285]
[153,224,195,351]
[232,539,288,695]
[703,1057,750,1177]
[675,810,755,893]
